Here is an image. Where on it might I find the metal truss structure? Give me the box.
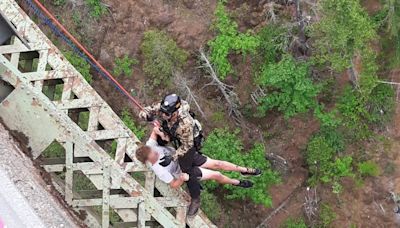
[0,1,215,227]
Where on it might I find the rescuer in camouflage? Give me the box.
[139,94,205,216]
[139,98,197,160]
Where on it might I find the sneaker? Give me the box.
[187,197,201,217]
[241,168,262,176]
[234,180,253,188]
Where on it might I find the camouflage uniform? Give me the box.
[139,100,198,160]
[139,100,205,200]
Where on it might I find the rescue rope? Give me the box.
[24,0,144,110]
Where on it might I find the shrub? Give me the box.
[314,105,341,128]
[306,132,353,193]
[358,161,380,177]
[306,135,336,184]
[140,30,188,87]
[202,128,280,207]
[113,55,138,77]
[318,203,336,228]
[85,0,106,18]
[367,83,395,126]
[337,86,371,140]
[257,55,320,118]
[257,24,288,64]
[282,217,308,228]
[311,0,376,72]
[63,51,93,84]
[208,0,260,79]
[121,108,146,140]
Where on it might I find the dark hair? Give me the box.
[135,145,151,164]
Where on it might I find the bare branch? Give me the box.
[198,49,243,122]
[304,187,319,224]
[251,86,266,105]
[173,71,206,118]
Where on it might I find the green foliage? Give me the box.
[121,108,146,140]
[337,86,371,140]
[52,0,66,6]
[318,203,336,228]
[202,128,280,207]
[282,217,307,228]
[336,82,394,140]
[42,141,65,158]
[63,51,92,84]
[367,84,396,126]
[311,0,376,72]
[314,106,341,128]
[306,131,353,193]
[140,30,188,86]
[380,0,400,66]
[208,0,260,79]
[72,12,82,26]
[257,55,320,118]
[200,191,222,221]
[113,55,138,77]
[358,161,380,177]
[211,111,225,123]
[85,0,106,18]
[257,24,288,64]
[78,111,90,131]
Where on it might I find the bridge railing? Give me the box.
[0,1,215,227]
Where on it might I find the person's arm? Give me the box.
[150,126,170,142]
[172,117,194,160]
[139,102,161,120]
[169,173,189,189]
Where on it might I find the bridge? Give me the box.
[0,0,215,227]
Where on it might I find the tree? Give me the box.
[311,0,376,72]
[140,30,188,86]
[208,0,260,79]
[256,55,320,118]
[305,131,354,194]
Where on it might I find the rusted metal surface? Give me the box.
[0,1,215,227]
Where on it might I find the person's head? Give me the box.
[160,94,181,121]
[136,145,159,164]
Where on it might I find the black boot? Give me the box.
[187,197,201,217]
[234,180,253,188]
[241,168,262,176]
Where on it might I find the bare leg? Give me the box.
[201,158,247,173]
[199,168,239,185]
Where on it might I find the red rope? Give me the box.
[31,0,144,110]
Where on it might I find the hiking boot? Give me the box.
[187,197,201,217]
[241,168,262,176]
[234,180,253,188]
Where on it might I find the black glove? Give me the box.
[146,114,155,122]
[159,155,173,167]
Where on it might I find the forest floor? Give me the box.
[19,0,400,227]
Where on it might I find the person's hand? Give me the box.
[153,126,163,135]
[180,173,189,181]
[153,120,160,127]
[139,110,154,122]
[153,126,170,141]
[159,155,173,167]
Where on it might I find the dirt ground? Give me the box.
[18,0,400,227]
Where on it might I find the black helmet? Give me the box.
[160,94,181,115]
